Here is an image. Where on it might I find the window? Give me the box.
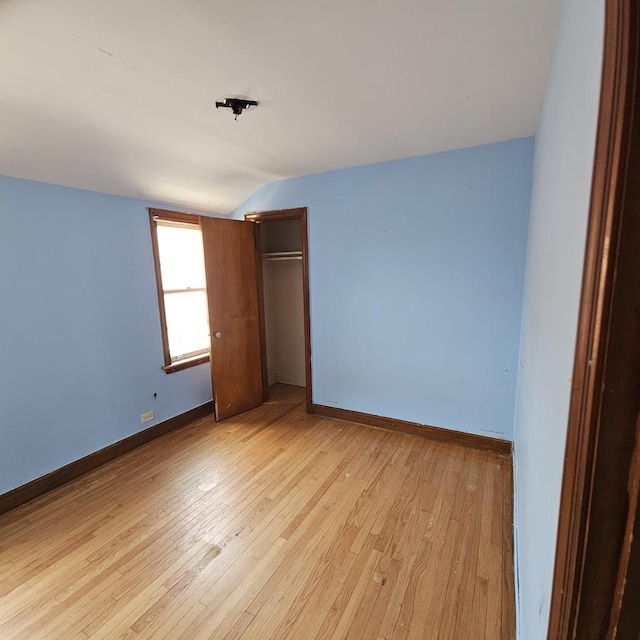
[149,209,210,373]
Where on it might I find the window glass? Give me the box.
[163,290,209,361]
[157,224,207,291]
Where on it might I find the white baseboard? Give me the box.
[275,374,306,387]
[268,374,277,386]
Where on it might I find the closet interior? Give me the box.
[259,218,307,390]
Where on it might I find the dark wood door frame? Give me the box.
[548,1,640,638]
[244,207,313,414]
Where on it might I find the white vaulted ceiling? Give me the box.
[0,0,561,213]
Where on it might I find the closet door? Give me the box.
[200,217,263,420]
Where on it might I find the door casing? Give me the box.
[548,1,640,637]
[244,207,313,414]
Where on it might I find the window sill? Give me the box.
[162,354,210,374]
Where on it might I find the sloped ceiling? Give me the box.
[0,0,561,213]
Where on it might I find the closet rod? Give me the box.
[263,256,303,262]
[262,251,303,261]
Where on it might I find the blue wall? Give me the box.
[235,138,534,440]
[513,0,604,637]
[0,176,213,495]
[0,138,533,496]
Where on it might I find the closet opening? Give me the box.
[245,208,313,414]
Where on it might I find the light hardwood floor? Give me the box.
[0,384,515,639]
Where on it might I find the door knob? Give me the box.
[213,331,222,339]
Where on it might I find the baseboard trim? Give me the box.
[312,404,512,455]
[275,374,306,387]
[0,401,214,516]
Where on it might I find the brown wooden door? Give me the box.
[200,217,263,420]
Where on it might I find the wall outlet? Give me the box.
[140,410,154,424]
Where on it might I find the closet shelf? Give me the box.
[262,251,303,261]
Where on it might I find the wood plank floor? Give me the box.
[0,384,515,639]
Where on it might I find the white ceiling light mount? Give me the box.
[215,96,259,121]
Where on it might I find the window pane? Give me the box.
[157,224,206,290]
[164,290,210,360]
